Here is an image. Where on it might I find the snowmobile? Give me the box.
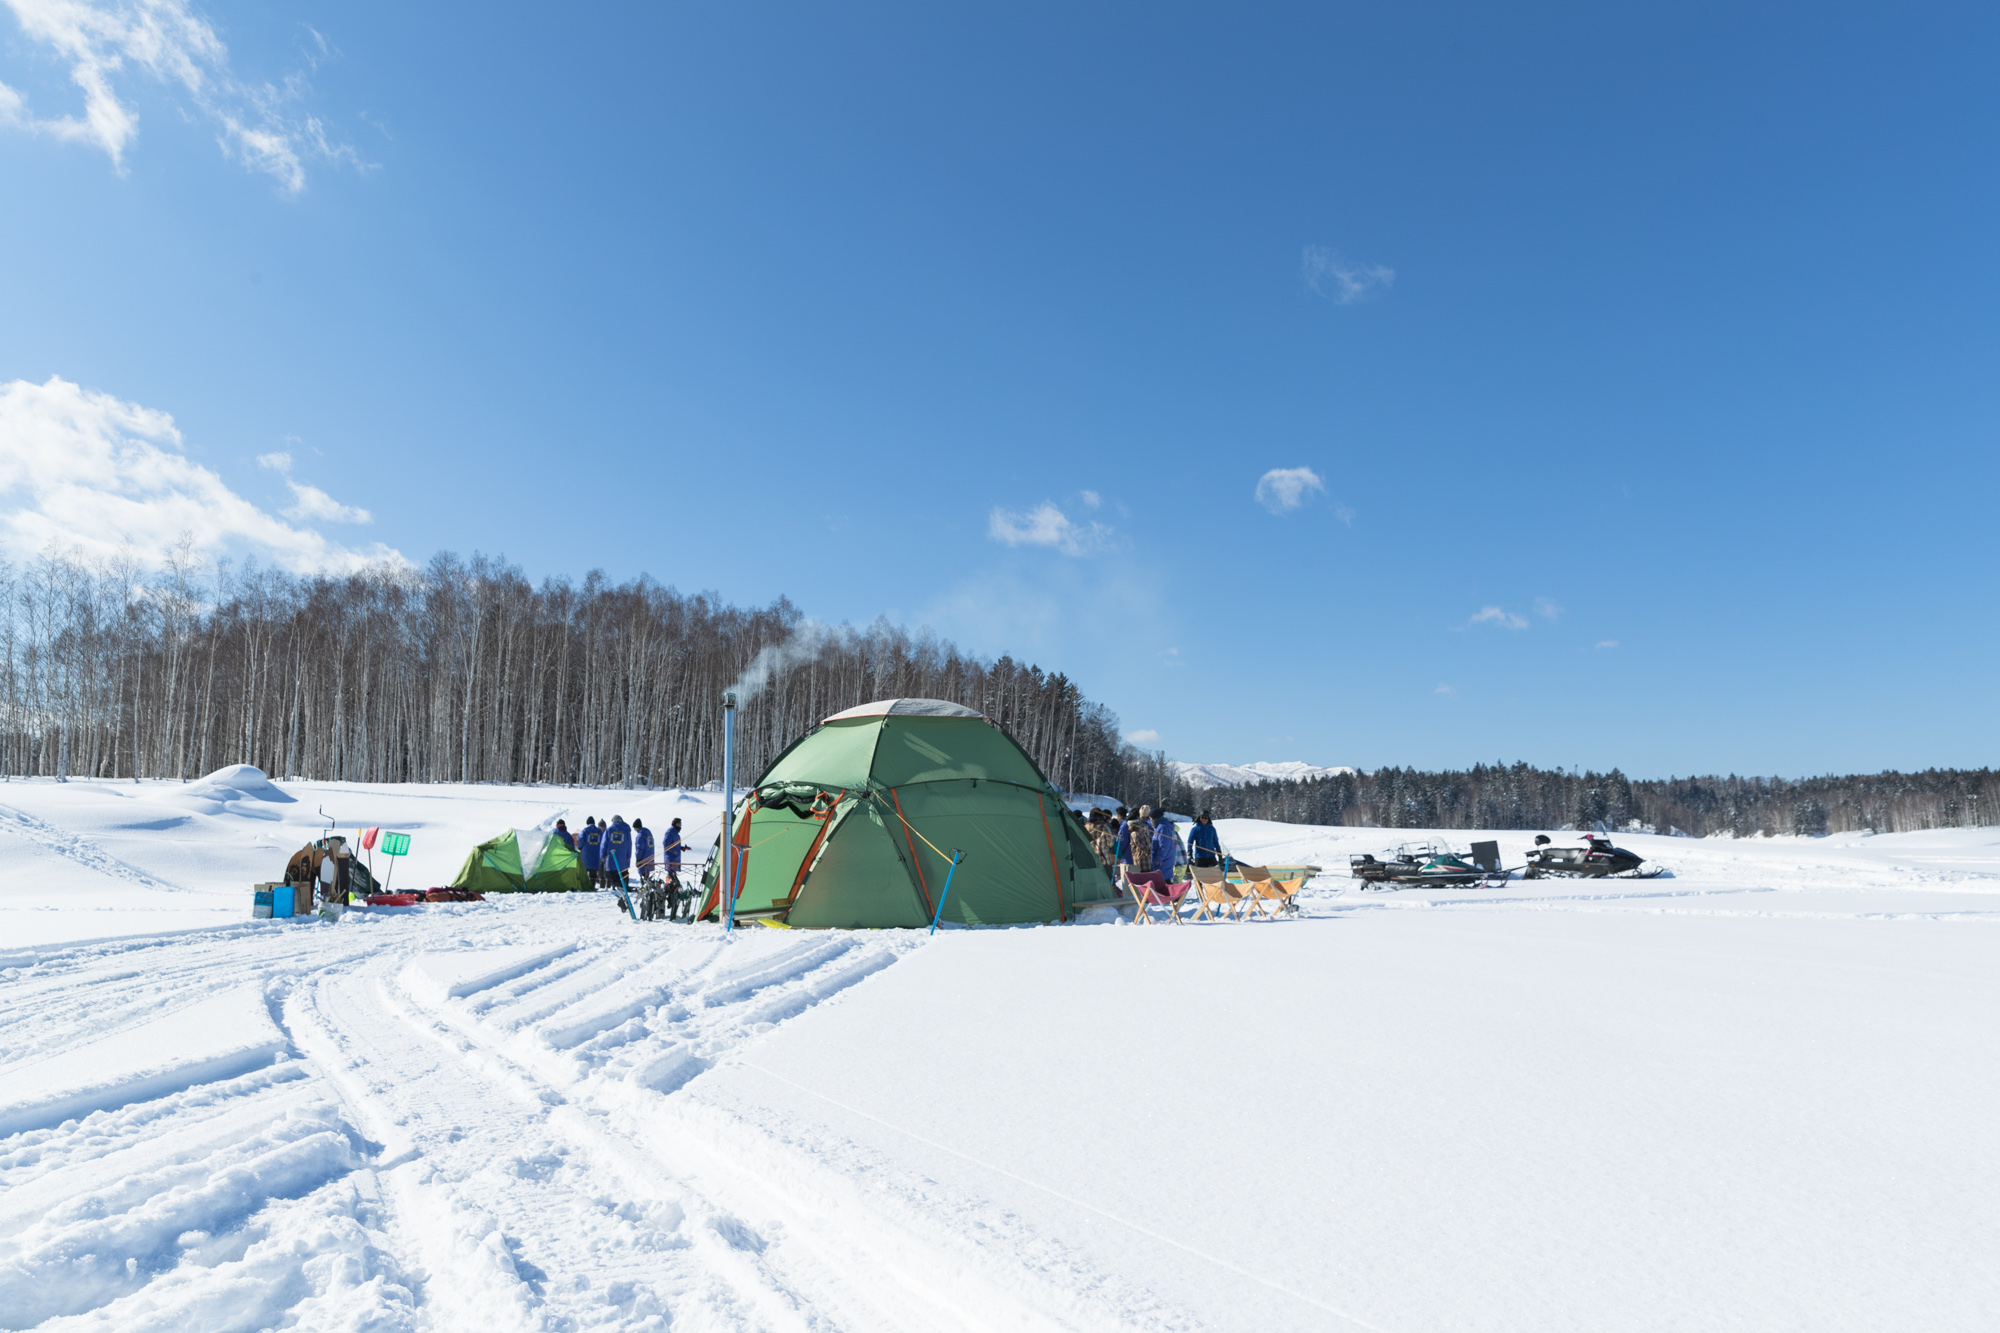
[1349,842,1501,888]
[1522,834,1664,879]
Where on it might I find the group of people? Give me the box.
[551,814,687,892]
[1081,805,1223,879]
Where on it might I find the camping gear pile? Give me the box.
[254,831,487,920]
[696,698,1112,928]
[251,835,367,920]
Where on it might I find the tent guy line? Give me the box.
[735,1058,1394,1333]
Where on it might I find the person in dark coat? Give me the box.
[662,817,687,919]
[634,819,656,876]
[1188,811,1221,868]
[579,817,603,885]
[552,819,576,852]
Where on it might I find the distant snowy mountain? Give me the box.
[1169,760,1358,790]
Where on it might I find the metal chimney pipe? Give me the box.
[721,690,737,933]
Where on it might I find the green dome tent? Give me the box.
[450,828,593,893]
[698,698,1116,928]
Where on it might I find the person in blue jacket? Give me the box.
[578,817,603,885]
[1151,813,1181,880]
[633,819,656,876]
[601,815,633,888]
[1188,811,1221,868]
[552,819,576,852]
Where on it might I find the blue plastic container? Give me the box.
[272,886,294,918]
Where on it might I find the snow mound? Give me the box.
[171,765,296,820]
[1171,759,1358,790]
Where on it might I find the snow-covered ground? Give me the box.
[3,774,1998,1330]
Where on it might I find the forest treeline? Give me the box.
[0,548,1148,795]
[2,547,1989,837]
[1180,763,1998,838]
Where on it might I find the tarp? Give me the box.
[450,828,591,893]
[699,699,1114,928]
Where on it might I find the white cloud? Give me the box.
[1079,490,1100,510]
[987,501,1109,555]
[1302,245,1395,304]
[1535,597,1564,620]
[1255,466,1325,514]
[1435,683,1456,696]
[1124,729,1161,745]
[1470,606,1529,630]
[1596,640,1619,649]
[0,0,362,191]
[0,376,403,573]
[280,480,369,524]
[258,449,370,523]
[1332,502,1356,526]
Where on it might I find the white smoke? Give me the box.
[728,620,838,705]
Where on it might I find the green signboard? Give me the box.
[381,832,411,857]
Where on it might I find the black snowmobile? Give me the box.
[1522,834,1663,880]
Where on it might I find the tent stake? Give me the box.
[929,849,966,936]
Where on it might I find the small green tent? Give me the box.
[451,827,592,893]
[698,698,1116,927]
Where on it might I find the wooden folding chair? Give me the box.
[1237,864,1305,918]
[1188,865,1248,921]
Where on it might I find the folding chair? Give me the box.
[1237,864,1305,918]
[1121,868,1190,924]
[1188,865,1249,921]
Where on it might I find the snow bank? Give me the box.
[171,764,296,819]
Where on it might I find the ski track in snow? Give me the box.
[0,911,1204,1331]
[0,801,186,895]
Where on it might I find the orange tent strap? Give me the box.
[889,786,935,919]
[1037,791,1066,923]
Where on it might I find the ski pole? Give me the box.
[929,849,966,936]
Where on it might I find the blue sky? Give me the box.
[2,1,1996,778]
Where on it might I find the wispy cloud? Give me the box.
[0,376,403,572]
[0,0,364,191]
[1534,597,1563,620]
[258,450,370,523]
[1434,683,1456,696]
[1596,640,1619,649]
[1332,502,1356,527]
[987,501,1110,555]
[1255,466,1325,514]
[1302,245,1395,304]
[1079,490,1101,510]
[1470,606,1529,630]
[1124,728,1161,745]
